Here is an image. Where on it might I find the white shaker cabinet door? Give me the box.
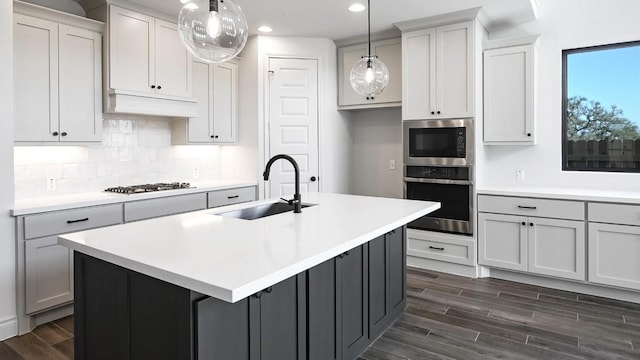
[188,61,213,143]
[155,18,192,97]
[25,237,73,314]
[338,43,368,106]
[58,25,102,142]
[478,212,528,271]
[370,39,402,105]
[109,5,154,93]
[589,223,640,290]
[436,21,474,119]
[528,218,585,281]
[483,44,534,144]
[402,28,436,120]
[14,14,59,142]
[212,62,238,143]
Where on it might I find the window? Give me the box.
[562,41,640,172]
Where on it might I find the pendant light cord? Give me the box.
[367,0,371,56]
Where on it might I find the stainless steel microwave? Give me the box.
[403,119,474,166]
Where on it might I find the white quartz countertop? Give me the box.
[11,180,257,216]
[478,186,640,204]
[58,192,440,303]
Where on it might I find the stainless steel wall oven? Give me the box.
[403,119,474,235]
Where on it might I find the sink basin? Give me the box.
[218,201,314,220]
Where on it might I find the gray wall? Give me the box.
[0,0,16,340]
[351,108,403,199]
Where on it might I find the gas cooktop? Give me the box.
[104,182,192,194]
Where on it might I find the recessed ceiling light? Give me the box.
[348,3,366,12]
[258,25,273,33]
[179,0,190,4]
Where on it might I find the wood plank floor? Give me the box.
[3,267,640,359]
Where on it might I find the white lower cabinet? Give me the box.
[588,222,640,290]
[478,213,528,271]
[478,195,586,281]
[25,236,73,314]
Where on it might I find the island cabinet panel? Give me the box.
[195,297,250,360]
[307,258,339,360]
[74,252,193,360]
[341,245,369,360]
[368,228,407,340]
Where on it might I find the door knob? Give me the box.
[310,176,317,182]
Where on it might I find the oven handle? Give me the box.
[404,177,473,186]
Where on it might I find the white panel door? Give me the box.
[14,14,59,142]
[268,58,319,198]
[109,5,154,93]
[58,25,102,142]
[212,62,238,143]
[478,213,528,271]
[436,22,473,118]
[155,18,192,97]
[528,218,585,281]
[189,61,213,143]
[402,28,436,120]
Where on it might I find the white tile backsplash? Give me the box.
[14,115,231,200]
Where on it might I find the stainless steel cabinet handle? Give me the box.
[67,217,89,224]
[429,246,445,251]
[518,206,537,210]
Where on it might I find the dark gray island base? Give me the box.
[73,226,407,360]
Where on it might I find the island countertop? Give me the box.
[58,192,439,303]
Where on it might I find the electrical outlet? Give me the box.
[389,160,396,170]
[516,170,525,182]
[46,177,56,191]
[193,167,200,179]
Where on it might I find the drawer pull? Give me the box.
[67,217,89,224]
[227,195,240,199]
[429,246,445,251]
[517,206,537,210]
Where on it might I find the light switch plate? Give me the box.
[516,170,525,181]
[389,160,396,170]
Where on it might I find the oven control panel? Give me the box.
[405,166,470,181]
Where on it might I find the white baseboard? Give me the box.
[0,317,18,341]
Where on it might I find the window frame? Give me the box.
[562,40,640,173]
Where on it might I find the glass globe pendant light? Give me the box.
[178,0,248,64]
[350,0,389,97]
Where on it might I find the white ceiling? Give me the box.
[78,0,537,40]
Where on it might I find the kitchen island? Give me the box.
[58,193,440,360]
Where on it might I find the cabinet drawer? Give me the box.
[407,230,474,266]
[208,186,255,208]
[588,202,640,226]
[24,204,123,240]
[125,193,207,222]
[478,195,585,221]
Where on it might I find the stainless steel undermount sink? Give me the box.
[217,201,314,220]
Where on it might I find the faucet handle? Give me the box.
[280,197,299,206]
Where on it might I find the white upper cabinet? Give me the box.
[105,5,196,116]
[483,36,538,145]
[401,22,474,120]
[337,38,402,109]
[14,2,102,144]
[172,61,238,144]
